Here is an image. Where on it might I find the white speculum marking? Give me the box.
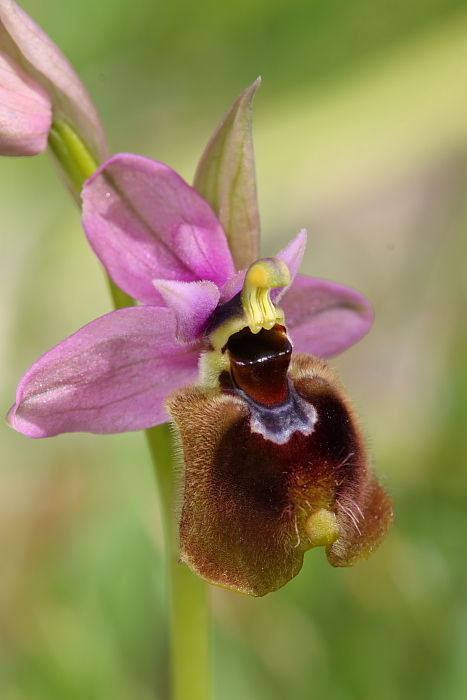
[243,381,317,445]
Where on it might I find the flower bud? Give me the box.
[0,50,51,155]
[0,0,108,163]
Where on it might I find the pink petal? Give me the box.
[275,229,306,283]
[7,306,200,437]
[272,229,306,303]
[219,230,307,303]
[218,268,245,304]
[153,279,220,344]
[0,49,51,156]
[82,154,236,305]
[0,0,108,162]
[282,275,374,358]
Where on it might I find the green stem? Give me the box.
[146,425,211,700]
[47,120,211,699]
[48,120,98,198]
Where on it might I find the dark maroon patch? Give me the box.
[227,325,291,405]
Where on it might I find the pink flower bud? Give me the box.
[0,0,108,162]
[0,49,51,155]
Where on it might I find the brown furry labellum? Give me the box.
[166,324,393,597]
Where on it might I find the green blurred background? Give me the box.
[2,0,467,697]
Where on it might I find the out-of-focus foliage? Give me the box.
[2,0,467,698]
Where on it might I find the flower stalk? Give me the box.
[147,424,211,700]
[48,119,100,198]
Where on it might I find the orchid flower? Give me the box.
[0,0,107,173]
[7,80,393,596]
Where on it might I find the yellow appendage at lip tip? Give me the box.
[241,258,290,334]
[304,508,339,548]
